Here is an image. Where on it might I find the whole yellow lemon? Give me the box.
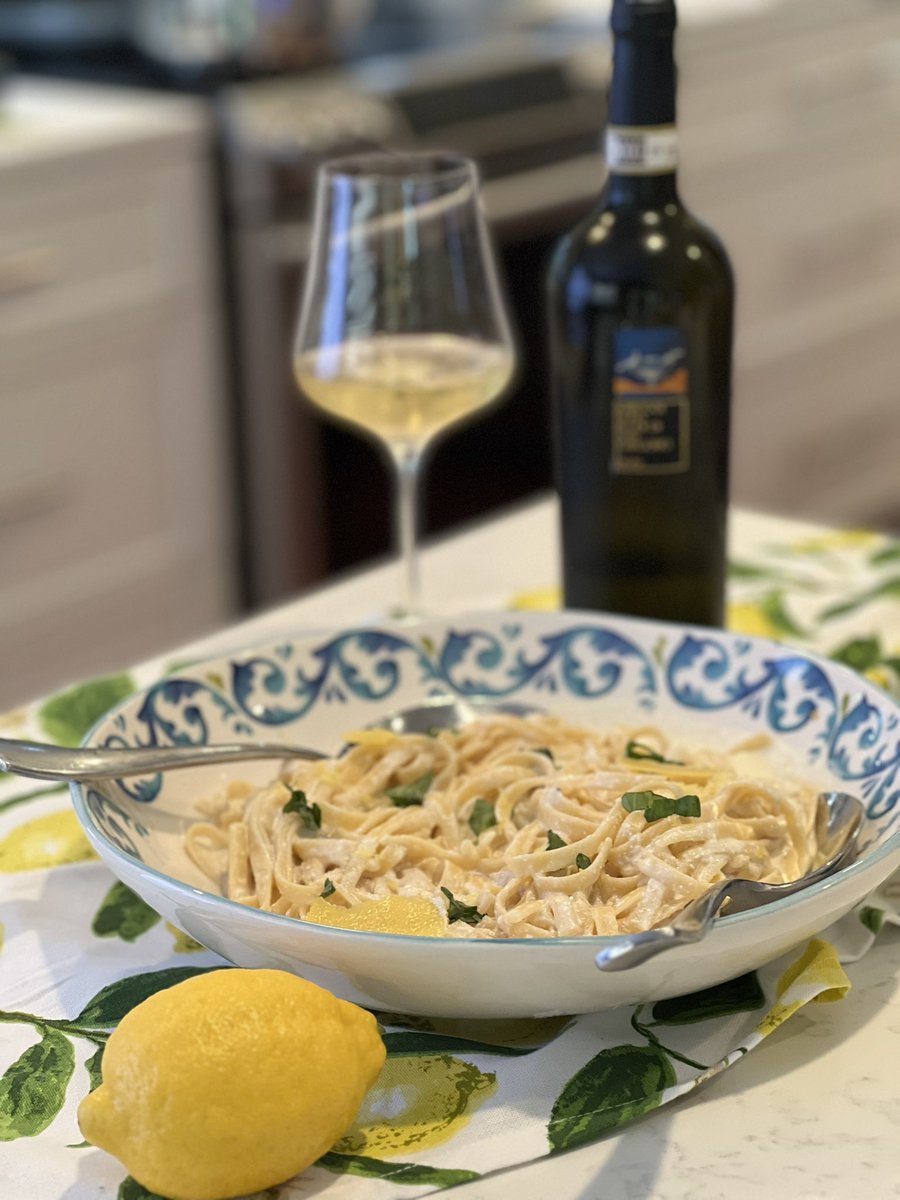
[78,968,385,1200]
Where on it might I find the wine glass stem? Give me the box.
[393,446,422,615]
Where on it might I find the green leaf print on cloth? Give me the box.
[758,590,809,639]
[383,1031,542,1058]
[829,636,883,672]
[548,1044,676,1153]
[75,966,220,1026]
[625,976,766,1072]
[0,783,67,817]
[38,674,136,746]
[819,575,900,623]
[92,882,162,943]
[83,1044,105,1093]
[650,972,766,1025]
[319,1152,481,1187]
[828,634,900,690]
[375,1012,573,1061]
[373,1012,572,1044]
[870,544,900,566]
[859,906,885,935]
[118,1177,170,1200]
[0,1029,75,1140]
[724,522,900,701]
[0,967,224,1144]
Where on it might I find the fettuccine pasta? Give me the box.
[185,713,819,938]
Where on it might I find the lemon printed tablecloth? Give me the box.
[3,519,900,1200]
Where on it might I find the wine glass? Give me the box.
[293,152,515,617]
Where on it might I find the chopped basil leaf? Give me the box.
[320,879,336,899]
[441,887,484,926]
[546,831,567,851]
[386,771,434,807]
[624,739,684,765]
[282,787,321,830]
[622,790,701,824]
[534,747,556,764]
[575,853,592,870]
[426,725,456,738]
[468,797,497,838]
[671,795,702,819]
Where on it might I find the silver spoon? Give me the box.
[0,697,533,783]
[594,790,864,972]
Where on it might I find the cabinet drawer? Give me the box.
[677,19,900,327]
[680,0,900,193]
[0,149,215,340]
[732,308,900,529]
[0,545,222,710]
[697,159,900,329]
[1,305,197,580]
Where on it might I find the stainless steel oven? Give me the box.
[217,34,608,607]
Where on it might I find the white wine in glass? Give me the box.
[293,153,515,616]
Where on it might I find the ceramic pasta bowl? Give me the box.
[71,610,900,1017]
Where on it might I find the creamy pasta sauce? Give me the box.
[185,713,819,938]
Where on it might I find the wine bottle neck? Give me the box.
[604,0,680,206]
[606,171,680,207]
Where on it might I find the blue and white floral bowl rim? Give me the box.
[69,609,900,1017]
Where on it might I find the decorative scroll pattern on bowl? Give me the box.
[93,615,898,830]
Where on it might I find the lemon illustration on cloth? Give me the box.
[755,939,851,1038]
[78,968,386,1200]
[335,1054,496,1158]
[0,809,97,872]
[727,601,782,640]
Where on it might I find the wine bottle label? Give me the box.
[610,328,690,474]
[605,125,679,174]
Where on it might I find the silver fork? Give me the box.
[595,790,863,972]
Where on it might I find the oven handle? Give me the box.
[259,152,604,266]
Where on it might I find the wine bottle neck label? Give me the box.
[610,327,690,475]
[605,125,679,175]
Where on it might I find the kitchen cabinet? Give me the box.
[0,80,237,709]
[677,0,900,531]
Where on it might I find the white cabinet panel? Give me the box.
[733,310,900,528]
[0,81,237,709]
[676,0,900,532]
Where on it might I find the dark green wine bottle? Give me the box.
[548,0,734,626]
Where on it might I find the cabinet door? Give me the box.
[732,306,900,530]
[676,0,900,531]
[0,303,230,704]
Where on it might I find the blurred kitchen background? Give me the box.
[3,0,900,706]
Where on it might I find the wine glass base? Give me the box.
[383,605,433,625]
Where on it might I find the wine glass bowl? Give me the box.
[294,152,515,614]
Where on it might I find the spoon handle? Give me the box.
[594,878,746,971]
[595,815,861,973]
[0,737,323,782]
